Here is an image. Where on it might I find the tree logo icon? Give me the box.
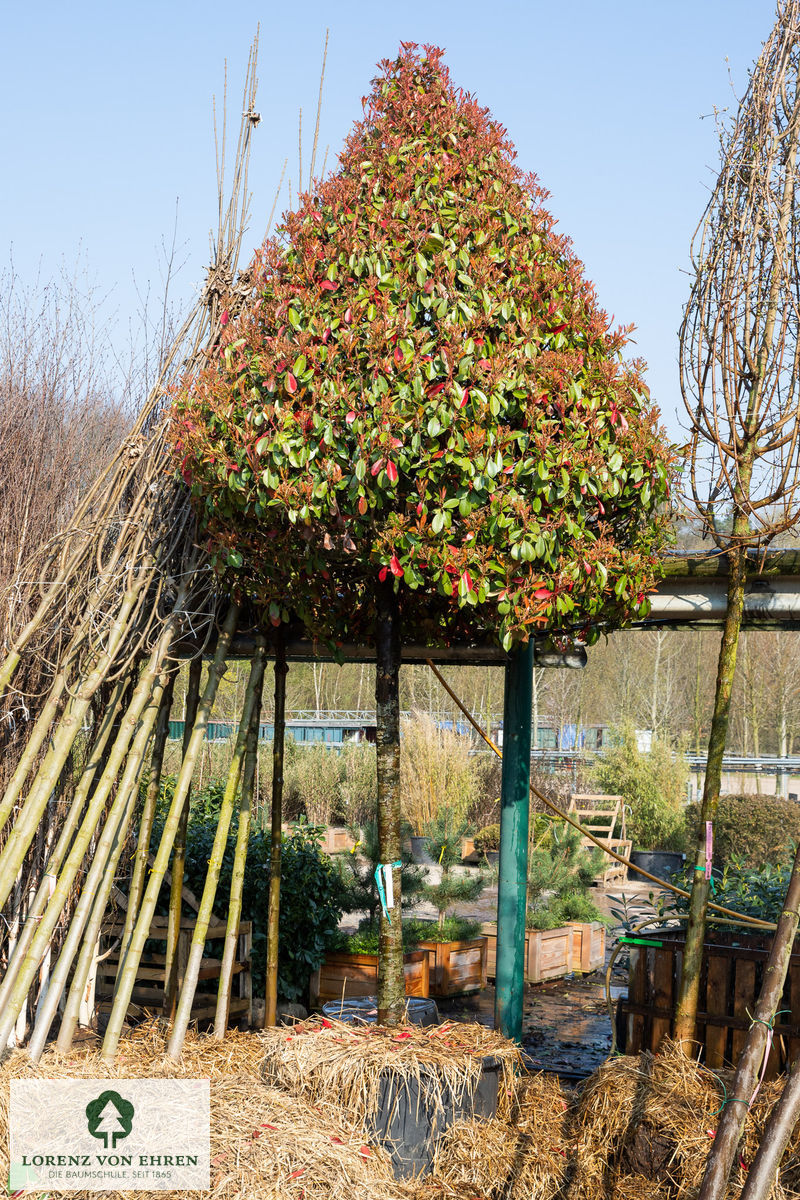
[85,1090,134,1149]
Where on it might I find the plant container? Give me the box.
[372,1054,501,1176]
[409,836,434,865]
[481,922,575,984]
[309,948,429,1006]
[416,935,488,997]
[568,921,606,973]
[628,850,685,883]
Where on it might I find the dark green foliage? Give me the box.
[423,809,473,870]
[333,820,425,928]
[421,807,486,925]
[686,794,800,869]
[330,913,482,953]
[526,824,606,930]
[473,823,501,854]
[670,855,797,928]
[144,786,344,1002]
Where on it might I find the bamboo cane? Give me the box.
[162,656,203,1018]
[214,639,265,1037]
[264,632,288,1027]
[167,639,265,1058]
[101,604,239,1061]
[0,574,152,911]
[0,612,181,1049]
[29,670,170,1059]
[0,676,128,1007]
[120,671,176,958]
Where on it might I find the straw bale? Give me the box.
[0,1022,403,1200]
[567,1039,795,1200]
[260,1017,523,1128]
[423,1071,571,1200]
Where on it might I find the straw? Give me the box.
[0,1022,403,1200]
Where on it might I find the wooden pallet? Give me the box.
[568,794,631,886]
[96,917,252,1027]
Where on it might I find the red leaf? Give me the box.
[416,501,424,516]
[220,309,229,326]
[358,496,368,515]
[358,1146,372,1157]
[319,280,337,291]
[321,1018,333,1028]
[330,1137,343,1145]
[286,372,298,394]
[393,346,404,366]
[322,327,331,344]
[288,1169,305,1179]
[386,460,398,483]
[344,307,353,323]
[379,567,388,582]
[461,571,473,592]
[370,459,383,477]
[390,555,404,578]
[550,323,567,334]
[345,410,356,425]
[459,388,469,409]
[534,587,553,601]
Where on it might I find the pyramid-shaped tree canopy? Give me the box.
[171,44,674,651]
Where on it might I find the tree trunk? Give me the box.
[162,656,203,1019]
[697,841,800,1200]
[675,544,747,1049]
[375,578,404,1026]
[264,631,288,1027]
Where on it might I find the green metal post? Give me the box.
[494,640,534,1042]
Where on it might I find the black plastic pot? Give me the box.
[628,849,685,882]
[410,836,434,865]
[321,996,439,1026]
[483,849,500,866]
[372,1054,501,1177]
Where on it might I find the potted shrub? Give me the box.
[413,811,488,997]
[473,823,501,866]
[484,824,608,981]
[309,925,429,1006]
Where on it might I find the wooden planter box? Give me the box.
[320,826,357,855]
[569,921,606,973]
[309,949,429,1006]
[481,922,575,984]
[417,936,488,997]
[620,929,800,1075]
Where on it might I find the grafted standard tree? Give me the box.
[676,0,800,1048]
[172,44,674,1022]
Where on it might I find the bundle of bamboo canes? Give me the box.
[0,42,285,1061]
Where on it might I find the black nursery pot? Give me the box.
[372,1055,501,1178]
[628,850,685,882]
[409,835,434,865]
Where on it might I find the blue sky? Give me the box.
[1,1,775,436]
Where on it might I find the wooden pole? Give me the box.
[494,641,533,1043]
[101,605,238,1061]
[264,631,288,1028]
[214,638,265,1037]
[167,639,264,1057]
[163,657,203,1018]
[697,842,800,1200]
